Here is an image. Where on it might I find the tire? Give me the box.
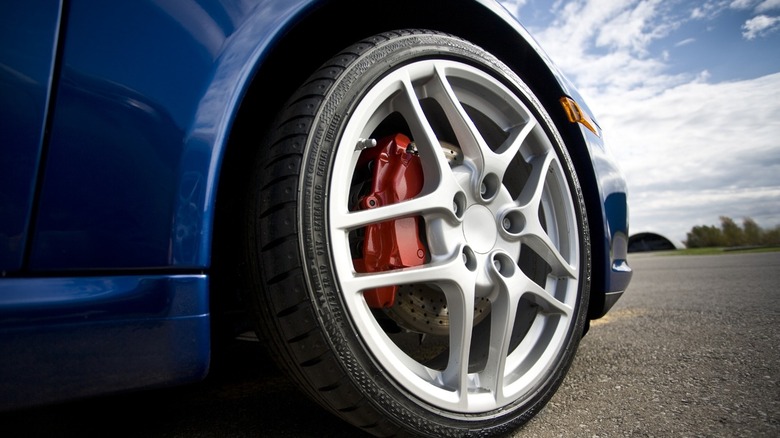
[243,30,591,437]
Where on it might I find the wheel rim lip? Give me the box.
[326,59,580,414]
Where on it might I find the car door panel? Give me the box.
[0,0,62,273]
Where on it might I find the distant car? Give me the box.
[0,1,632,436]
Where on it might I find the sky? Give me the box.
[499,0,780,243]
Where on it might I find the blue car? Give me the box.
[0,0,632,436]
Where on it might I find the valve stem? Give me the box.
[357,138,377,150]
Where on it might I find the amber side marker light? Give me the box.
[560,96,600,137]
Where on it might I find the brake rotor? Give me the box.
[387,284,491,336]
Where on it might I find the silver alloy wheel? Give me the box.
[328,59,580,413]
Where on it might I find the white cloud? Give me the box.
[756,0,780,12]
[599,73,780,239]
[691,0,729,19]
[506,0,780,240]
[730,0,756,9]
[742,14,780,38]
[727,0,780,11]
[525,0,686,96]
[726,0,780,40]
[674,37,696,46]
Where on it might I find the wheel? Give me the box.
[243,30,591,437]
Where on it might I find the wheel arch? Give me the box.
[210,0,610,337]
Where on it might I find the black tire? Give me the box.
[243,30,591,437]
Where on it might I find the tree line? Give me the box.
[685,216,780,248]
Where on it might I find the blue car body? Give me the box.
[0,0,631,410]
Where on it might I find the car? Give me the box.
[0,0,632,436]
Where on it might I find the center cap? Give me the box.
[463,205,497,254]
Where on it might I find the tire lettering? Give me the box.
[319,265,332,289]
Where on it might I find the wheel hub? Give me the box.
[463,205,497,253]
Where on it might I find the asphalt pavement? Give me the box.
[3,251,779,437]
[518,251,780,437]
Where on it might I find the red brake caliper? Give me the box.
[353,133,426,308]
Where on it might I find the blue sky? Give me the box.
[499,0,780,242]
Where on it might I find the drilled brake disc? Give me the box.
[386,283,491,336]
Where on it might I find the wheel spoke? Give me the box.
[332,195,448,231]
[495,120,536,176]
[429,65,536,186]
[441,280,476,400]
[516,150,555,212]
[340,249,474,296]
[517,276,572,317]
[481,255,572,398]
[476,120,537,184]
[511,151,576,278]
[395,73,466,201]
[429,66,491,186]
[522,220,577,278]
[332,72,470,232]
[481,259,522,397]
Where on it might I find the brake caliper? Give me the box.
[353,134,426,308]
